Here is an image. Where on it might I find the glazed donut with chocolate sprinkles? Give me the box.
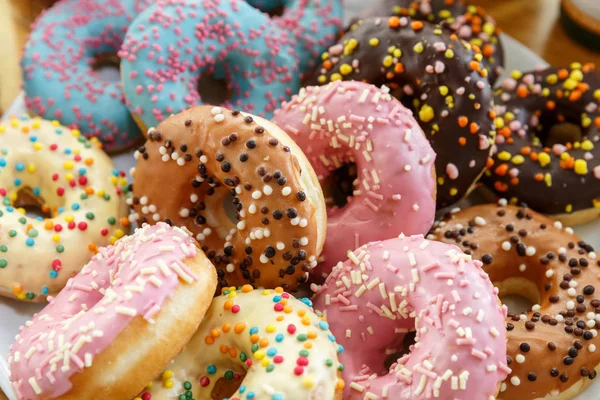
[22,0,150,152]
[485,63,600,225]
[310,17,495,207]
[139,286,344,400]
[360,0,504,84]
[131,105,326,291]
[273,81,436,277]
[312,235,509,399]
[429,201,600,399]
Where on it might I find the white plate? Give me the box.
[1,4,599,400]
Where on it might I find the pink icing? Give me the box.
[313,235,509,399]
[273,82,436,276]
[8,223,199,400]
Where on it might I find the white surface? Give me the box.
[1,7,599,400]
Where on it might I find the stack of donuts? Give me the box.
[3,0,600,399]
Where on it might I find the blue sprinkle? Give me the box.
[26,238,34,247]
[64,148,71,155]
[299,297,312,307]
[78,168,87,175]
[33,187,41,196]
[328,334,336,342]
[20,115,28,121]
[49,271,58,279]
[272,394,284,400]
[15,163,24,172]
[58,207,64,214]
[14,178,21,186]
[29,136,37,142]
[112,169,119,176]
[35,216,44,222]
[337,344,344,354]
[56,128,63,135]
[275,333,284,343]
[266,348,277,357]
[0,159,6,167]
[319,321,329,331]
[41,286,48,294]
[6,207,14,212]
[207,364,216,374]
[247,393,255,399]
[72,203,80,211]
[239,385,246,394]
[272,295,281,303]
[250,327,259,335]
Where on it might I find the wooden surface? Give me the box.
[0,0,599,110]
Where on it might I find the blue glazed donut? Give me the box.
[119,0,342,130]
[22,0,152,153]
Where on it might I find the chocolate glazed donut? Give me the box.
[360,0,504,84]
[485,63,600,225]
[429,201,600,399]
[310,17,495,207]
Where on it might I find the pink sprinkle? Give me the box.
[471,349,488,360]
[445,163,459,180]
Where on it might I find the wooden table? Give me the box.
[1,0,599,113]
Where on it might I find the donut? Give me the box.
[359,0,504,84]
[130,105,326,291]
[273,81,436,276]
[119,0,342,131]
[0,115,130,302]
[484,63,600,225]
[309,17,496,207]
[428,201,600,399]
[7,222,218,400]
[21,0,150,153]
[138,286,344,400]
[312,234,509,399]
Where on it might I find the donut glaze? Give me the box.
[313,235,509,399]
[120,0,341,130]
[485,63,600,225]
[0,116,130,301]
[22,0,149,152]
[429,202,600,399]
[140,287,344,400]
[310,17,495,207]
[360,0,504,84]
[8,222,218,400]
[273,82,436,276]
[131,105,326,291]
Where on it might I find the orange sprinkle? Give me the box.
[557,68,569,79]
[385,72,395,80]
[220,345,229,354]
[250,334,260,344]
[234,322,246,334]
[388,16,400,28]
[41,205,50,214]
[210,329,221,338]
[482,44,494,57]
[534,173,544,182]
[85,187,94,195]
[458,116,469,128]
[276,316,284,322]
[469,61,480,71]
[520,146,531,156]
[307,331,318,339]
[411,21,424,31]
[494,164,509,177]
[205,336,214,345]
[229,348,237,358]
[297,309,307,317]
[529,152,539,161]
[224,300,233,311]
[88,243,98,253]
[304,343,313,349]
[569,90,582,102]
[494,181,508,192]
[546,101,555,110]
[12,284,23,294]
[394,63,404,74]
[510,177,519,186]
[516,85,529,98]
[486,157,494,169]
[595,117,600,129]
[44,221,54,230]
[84,158,94,166]
[458,137,467,146]
[222,323,231,333]
[283,305,293,313]
[323,60,332,70]
[488,110,496,119]
[469,122,480,134]
[242,284,253,293]
[556,89,564,99]
[449,33,458,41]
[259,338,269,348]
[498,127,511,138]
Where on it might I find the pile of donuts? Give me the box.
[2,0,600,399]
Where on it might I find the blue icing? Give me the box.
[120,0,342,127]
[21,0,149,152]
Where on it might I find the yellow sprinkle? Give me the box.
[497,151,511,161]
[438,86,448,96]
[17,293,26,300]
[449,188,458,196]
[71,129,81,137]
[387,46,396,54]
[65,215,75,223]
[97,189,105,197]
[382,55,393,67]
[574,159,588,175]
[254,350,265,360]
[266,324,276,333]
[511,155,525,165]
[114,229,125,239]
[63,161,74,170]
[330,73,342,82]
[317,75,327,84]
[52,234,60,243]
[163,379,174,389]
[262,290,271,296]
[33,143,43,151]
[483,22,495,35]
[343,39,358,56]
[563,79,577,90]
[369,38,379,47]
[509,70,522,80]
[303,377,315,388]
[444,49,454,59]
[538,152,551,167]
[433,28,443,35]
[593,199,600,208]
[162,370,173,380]
[594,89,600,100]
[570,69,583,82]
[10,119,19,127]
[439,10,451,19]
[542,88,550,97]
[228,291,237,299]
[413,42,424,54]
[0,125,5,133]
[393,49,402,58]
[545,74,558,85]
[582,140,594,151]
[321,52,329,60]
[261,359,270,367]
[437,177,445,185]
[565,204,573,213]
[582,115,592,128]
[418,105,434,123]
[544,173,552,187]
[505,112,515,121]
[339,64,353,75]
[51,120,60,127]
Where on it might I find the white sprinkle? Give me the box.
[252,190,262,199]
[115,306,137,317]
[171,263,194,283]
[501,241,511,251]
[476,309,485,322]
[29,378,42,395]
[510,376,520,386]
[474,216,486,226]
[567,301,575,310]
[590,345,597,353]
[282,187,292,196]
[526,246,536,256]
[411,268,420,283]
[210,106,222,115]
[408,253,417,266]
[546,269,555,278]
[516,354,525,364]
[226,264,235,273]
[159,245,175,252]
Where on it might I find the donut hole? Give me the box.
[222,190,240,225]
[90,52,121,83]
[13,187,53,219]
[196,73,231,106]
[247,1,285,17]
[322,162,357,209]
[543,122,584,147]
[384,330,416,371]
[210,375,244,400]
[496,277,541,314]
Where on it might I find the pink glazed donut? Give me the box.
[272,81,436,277]
[312,235,510,399]
[8,223,217,400]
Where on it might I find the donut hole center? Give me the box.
[323,162,357,209]
[384,330,416,371]
[210,374,244,400]
[13,187,53,219]
[496,277,540,314]
[247,1,285,17]
[196,73,231,105]
[222,190,240,225]
[91,52,121,83]
[543,122,584,147]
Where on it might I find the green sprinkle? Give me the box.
[338,364,345,372]
[80,193,88,200]
[224,370,234,380]
[183,381,192,390]
[299,349,309,357]
[0,259,7,268]
[56,245,65,253]
[107,216,116,225]
[85,212,94,220]
[326,359,334,367]
[240,352,247,362]
[18,217,27,225]
[297,334,308,342]
[28,229,38,238]
[8,230,16,237]
[266,364,275,373]
[26,292,35,300]
[251,343,259,353]
[179,395,186,400]
[0,244,7,252]
[103,194,111,200]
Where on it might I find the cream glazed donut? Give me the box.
[8,222,217,400]
[312,235,509,399]
[272,82,436,277]
[140,286,344,400]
